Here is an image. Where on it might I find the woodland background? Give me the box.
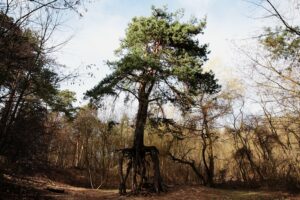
[0,0,299,197]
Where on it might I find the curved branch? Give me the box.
[168,152,205,184]
[265,0,300,36]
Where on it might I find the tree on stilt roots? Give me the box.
[118,146,164,194]
[86,6,220,194]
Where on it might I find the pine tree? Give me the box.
[86,6,220,194]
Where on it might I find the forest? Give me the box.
[0,0,300,199]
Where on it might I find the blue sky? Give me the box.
[54,0,267,105]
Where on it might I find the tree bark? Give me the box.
[133,84,148,150]
[131,83,148,193]
[118,79,165,194]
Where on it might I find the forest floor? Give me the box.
[0,173,300,200]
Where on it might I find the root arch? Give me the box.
[118,146,165,194]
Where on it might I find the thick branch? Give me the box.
[168,152,205,183]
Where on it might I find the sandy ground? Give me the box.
[1,174,299,200]
[41,186,300,200]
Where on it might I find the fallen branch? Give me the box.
[46,186,65,193]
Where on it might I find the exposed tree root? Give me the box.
[117,146,166,195]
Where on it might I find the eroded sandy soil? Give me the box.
[1,174,299,200]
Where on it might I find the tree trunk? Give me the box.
[133,93,148,150]
[117,81,165,194]
[202,107,214,186]
[131,83,148,192]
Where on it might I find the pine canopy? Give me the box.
[86,7,220,108]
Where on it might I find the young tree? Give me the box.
[86,7,219,194]
[168,83,236,186]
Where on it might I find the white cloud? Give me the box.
[176,0,216,13]
[53,0,268,106]
[55,4,130,103]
